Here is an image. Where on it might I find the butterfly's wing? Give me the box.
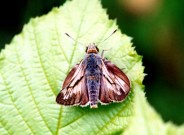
[56,61,89,106]
[99,60,130,104]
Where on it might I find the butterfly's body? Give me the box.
[56,43,130,108]
[84,53,101,108]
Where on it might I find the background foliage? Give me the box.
[0,0,183,132]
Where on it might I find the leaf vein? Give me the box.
[53,15,70,64]
[56,106,63,135]
[15,50,54,134]
[0,72,34,135]
[31,23,55,96]
[0,119,12,135]
[93,104,132,135]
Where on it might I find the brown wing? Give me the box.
[99,60,130,104]
[56,61,89,106]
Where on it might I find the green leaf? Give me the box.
[0,0,183,135]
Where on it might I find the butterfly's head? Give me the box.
[86,43,99,54]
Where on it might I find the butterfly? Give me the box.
[56,42,131,108]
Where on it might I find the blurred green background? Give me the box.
[0,0,183,125]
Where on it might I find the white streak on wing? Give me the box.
[115,76,129,94]
[70,62,84,87]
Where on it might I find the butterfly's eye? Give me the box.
[96,46,99,52]
[85,46,88,52]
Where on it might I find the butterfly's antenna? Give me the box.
[97,29,117,44]
[65,33,83,45]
